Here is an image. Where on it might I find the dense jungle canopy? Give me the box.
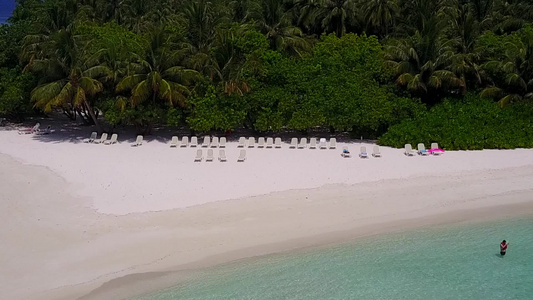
[1,0,532,149]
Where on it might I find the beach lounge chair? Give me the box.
[190,136,198,147]
[238,137,246,147]
[105,134,118,145]
[95,133,108,144]
[219,137,226,148]
[181,136,189,147]
[237,149,247,162]
[211,137,219,148]
[289,138,298,148]
[309,138,317,149]
[417,143,429,156]
[274,137,282,148]
[194,149,203,162]
[404,144,416,156]
[298,138,307,149]
[135,135,143,146]
[258,137,265,148]
[202,136,210,147]
[341,146,351,158]
[170,136,178,147]
[88,132,97,143]
[319,138,327,149]
[35,125,52,135]
[329,138,337,149]
[248,137,255,148]
[206,149,214,162]
[266,137,274,148]
[219,149,227,162]
[430,142,443,155]
[372,145,381,157]
[359,146,368,158]
[18,122,40,134]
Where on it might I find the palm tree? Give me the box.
[116,27,201,109]
[320,0,359,37]
[362,0,398,38]
[385,21,464,103]
[24,27,109,130]
[257,0,310,55]
[481,28,533,107]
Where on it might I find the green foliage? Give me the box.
[0,68,35,118]
[379,94,533,150]
[187,86,247,132]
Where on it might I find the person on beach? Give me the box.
[500,240,508,256]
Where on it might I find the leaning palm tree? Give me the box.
[24,27,109,130]
[116,28,201,109]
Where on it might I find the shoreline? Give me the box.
[81,201,533,300]
[1,132,533,300]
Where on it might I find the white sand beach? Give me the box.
[1,124,533,300]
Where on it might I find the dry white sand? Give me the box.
[1,127,533,300]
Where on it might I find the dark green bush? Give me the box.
[378,95,533,150]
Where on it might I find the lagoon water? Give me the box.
[133,218,533,300]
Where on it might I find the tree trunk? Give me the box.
[84,100,102,133]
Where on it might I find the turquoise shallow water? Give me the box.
[133,218,533,300]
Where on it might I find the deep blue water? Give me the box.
[132,217,533,300]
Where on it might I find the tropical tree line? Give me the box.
[0,0,532,146]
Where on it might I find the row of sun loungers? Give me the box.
[88,132,119,145]
[342,146,381,158]
[194,149,246,162]
[18,123,54,135]
[170,136,227,148]
[405,143,443,156]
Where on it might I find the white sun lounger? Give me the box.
[372,145,381,157]
[248,137,255,148]
[105,134,118,145]
[202,136,210,147]
[258,137,265,148]
[237,149,247,162]
[181,136,189,147]
[359,146,368,158]
[170,136,178,147]
[418,143,429,156]
[18,122,40,134]
[190,136,198,147]
[431,142,443,155]
[329,138,337,149]
[289,137,298,148]
[135,135,143,146]
[88,131,97,143]
[266,137,273,148]
[298,138,307,149]
[194,149,203,162]
[219,137,226,148]
[206,149,214,162]
[404,144,416,156]
[238,137,246,147]
[211,137,219,148]
[274,137,282,148]
[218,149,227,162]
[341,146,351,158]
[309,138,317,149]
[95,133,108,144]
[319,138,327,149]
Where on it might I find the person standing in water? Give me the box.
[500,240,508,256]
